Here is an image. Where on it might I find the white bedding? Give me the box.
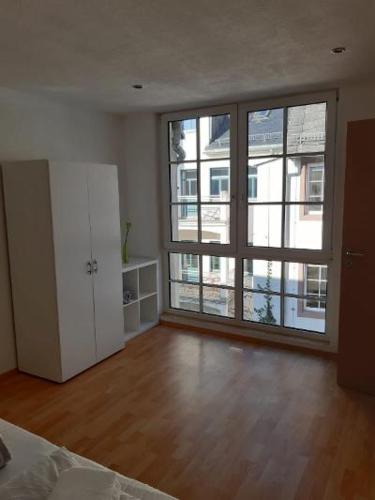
[0,419,176,500]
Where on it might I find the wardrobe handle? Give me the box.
[86,261,93,275]
[92,259,98,274]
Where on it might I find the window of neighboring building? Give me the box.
[210,256,220,272]
[180,204,197,219]
[180,169,197,197]
[181,253,199,282]
[305,164,324,214]
[248,166,258,200]
[210,167,229,197]
[304,264,327,310]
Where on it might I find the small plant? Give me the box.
[254,261,277,325]
[122,221,132,264]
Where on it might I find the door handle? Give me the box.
[86,261,93,274]
[346,250,364,257]
[92,259,98,274]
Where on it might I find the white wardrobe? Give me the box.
[2,160,125,382]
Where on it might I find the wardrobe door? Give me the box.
[88,164,124,361]
[49,162,97,381]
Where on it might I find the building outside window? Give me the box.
[304,264,327,310]
[181,254,199,282]
[248,166,258,200]
[210,167,229,198]
[180,169,197,197]
[305,163,324,213]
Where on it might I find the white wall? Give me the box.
[0,88,122,374]
[119,113,163,308]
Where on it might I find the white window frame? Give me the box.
[161,104,238,256]
[161,91,337,347]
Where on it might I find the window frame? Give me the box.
[161,91,337,346]
[237,92,336,261]
[161,104,238,256]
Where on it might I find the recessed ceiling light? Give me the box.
[331,47,346,54]
[132,84,143,89]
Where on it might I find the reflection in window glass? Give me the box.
[170,282,200,312]
[203,286,235,318]
[243,291,281,325]
[248,108,284,157]
[169,119,197,162]
[287,103,326,154]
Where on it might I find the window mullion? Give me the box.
[199,254,203,313]
[197,117,202,244]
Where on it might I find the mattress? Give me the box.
[0,419,175,499]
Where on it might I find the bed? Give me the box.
[0,419,176,499]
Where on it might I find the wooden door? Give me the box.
[49,162,97,381]
[88,164,124,361]
[338,119,375,394]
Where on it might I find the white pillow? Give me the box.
[0,447,78,499]
[48,466,122,500]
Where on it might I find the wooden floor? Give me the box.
[1,326,375,500]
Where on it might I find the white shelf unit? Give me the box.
[122,257,159,341]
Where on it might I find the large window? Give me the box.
[163,93,335,338]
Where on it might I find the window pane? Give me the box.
[202,256,235,286]
[248,108,284,157]
[284,262,327,299]
[170,164,197,202]
[169,119,197,161]
[203,286,234,318]
[243,291,281,325]
[284,296,325,333]
[286,155,324,203]
[200,114,230,160]
[287,103,326,154]
[248,158,283,202]
[171,204,198,242]
[201,204,230,244]
[284,205,323,249]
[169,253,199,283]
[201,160,230,202]
[170,282,200,312]
[243,259,281,292]
[248,204,282,247]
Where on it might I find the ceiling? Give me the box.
[0,0,374,113]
